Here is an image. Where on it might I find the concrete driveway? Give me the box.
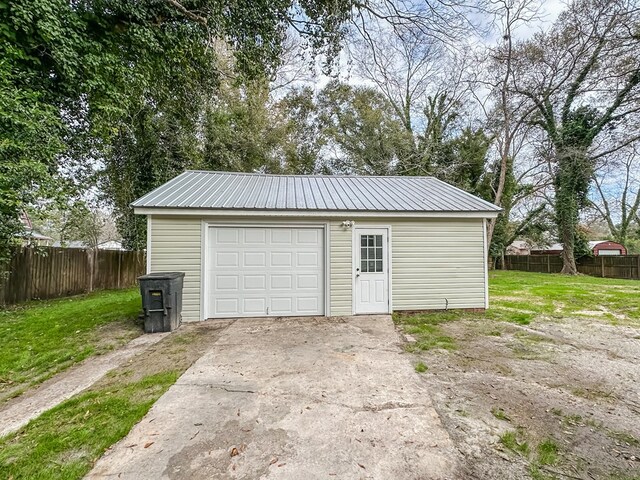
[86,316,460,479]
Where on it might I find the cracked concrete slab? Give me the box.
[86,316,461,479]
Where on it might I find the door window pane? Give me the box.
[359,234,384,273]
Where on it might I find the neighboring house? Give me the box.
[52,240,125,250]
[506,240,531,255]
[588,240,627,256]
[97,240,124,250]
[133,171,501,322]
[18,211,53,246]
[531,240,627,256]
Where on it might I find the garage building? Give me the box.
[133,171,501,322]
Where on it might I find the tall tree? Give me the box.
[510,0,640,273]
[472,0,543,251]
[316,81,412,175]
[591,143,640,245]
[1,0,355,259]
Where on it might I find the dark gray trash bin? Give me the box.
[138,272,185,333]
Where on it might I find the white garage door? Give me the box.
[598,249,621,256]
[207,226,325,318]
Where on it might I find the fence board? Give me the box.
[503,254,640,280]
[0,247,146,306]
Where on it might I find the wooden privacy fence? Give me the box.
[0,247,146,305]
[503,254,640,280]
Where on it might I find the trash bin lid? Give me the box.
[138,272,185,281]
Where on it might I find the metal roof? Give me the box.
[132,171,501,213]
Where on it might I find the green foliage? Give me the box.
[0,49,65,268]
[317,81,413,175]
[276,87,325,174]
[553,106,601,268]
[500,429,530,455]
[1,0,353,259]
[491,407,510,421]
[202,81,295,173]
[414,361,428,373]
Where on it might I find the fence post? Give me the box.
[87,249,94,292]
[547,255,550,273]
[601,255,605,278]
[117,251,122,289]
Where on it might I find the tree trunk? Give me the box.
[560,230,578,275]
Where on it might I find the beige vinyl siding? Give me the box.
[149,215,202,322]
[327,218,486,314]
[146,215,486,321]
[329,222,352,316]
[391,218,486,310]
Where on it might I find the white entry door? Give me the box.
[207,226,324,318]
[354,228,390,314]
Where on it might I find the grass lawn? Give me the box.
[0,289,143,403]
[396,270,640,351]
[396,270,640,479]
[0,323,227,480]
[0,372,178,480]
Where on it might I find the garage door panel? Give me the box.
[208,226,324,318]
[297,252,319,267]
[297,297,319,312]
[271,274,292,290]
[270,297,293,314]
[271,252,292,267]
[244,251,266,267]
[216,229,238,243]
[243,298,266,314]
[244,228,266,244]
[216,275,239,290]
[215,298,239,315]
[297,274,318,289]
[271,229,292,244]
[216,252,239,267]
[244,275,266,290]
[297,229,319,244]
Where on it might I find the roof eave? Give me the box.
[133,206,501,219]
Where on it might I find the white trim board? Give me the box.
[483,218,489,309]
[146,215,152,274]
[134,207,500,219]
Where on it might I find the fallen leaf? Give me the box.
[270,458,278,465]
[231,447,239,457]
[358,463,366,469]
[278,463,286,467]
[144,442,154,448]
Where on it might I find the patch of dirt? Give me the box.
[93,317,145,353]
[404,317,640,479]
[93,320,234,390]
